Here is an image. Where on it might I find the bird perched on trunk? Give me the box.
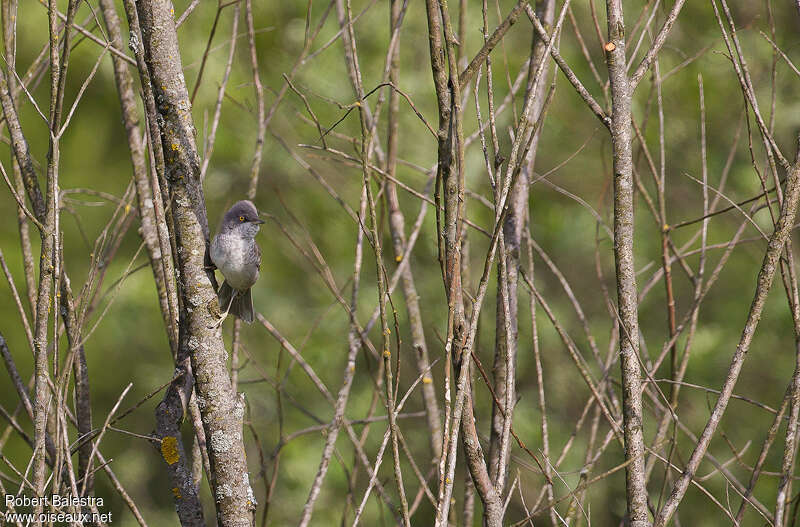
[210,200,264,323]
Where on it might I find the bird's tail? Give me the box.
[218,281,255,324]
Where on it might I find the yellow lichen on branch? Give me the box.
[161,436,180,465]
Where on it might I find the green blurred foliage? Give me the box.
[1,0,800,525]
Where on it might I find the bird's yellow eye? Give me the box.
[239,216,245,222]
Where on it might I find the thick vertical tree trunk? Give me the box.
[604,1,649,525]
[126,0,256,525]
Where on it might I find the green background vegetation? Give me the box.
[1,0,800,524]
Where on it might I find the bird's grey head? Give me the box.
[222,200,264,237]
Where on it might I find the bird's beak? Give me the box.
[252,218,265,224]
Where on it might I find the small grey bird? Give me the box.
[210,200,264,323]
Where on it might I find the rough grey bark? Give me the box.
[604,1,649,526]
[461,387,503,527]
[30,1,78,520]
[423,0,505,523]
[0,74,44,219]
[773,303,800,527]
[487,175,525,492]
[423,0,501,521]
[2,0,37,315]
[103,2,215,522]
[124,0,256,525]
[488,0,554,492]
[120,3,210,524]
[0,68,56,504]
[385,0,442,463]
[153,359,206,527]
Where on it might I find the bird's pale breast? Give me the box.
[211,232,260,291]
